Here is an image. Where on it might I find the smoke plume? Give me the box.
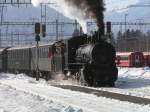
[64,0,105,27]
[32,0,105,33]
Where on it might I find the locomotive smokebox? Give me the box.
[76,41,115,66]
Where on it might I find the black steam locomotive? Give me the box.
[77,39,117,86]
[65,24,118,86]
[0,23,118,87]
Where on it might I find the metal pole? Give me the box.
[11,32,13,47]
[125,14,128,33]
[18,32,19,45]
[6,25,9,45]
[0,29,1,48]
[36,39,40,81]
[0,5,4,24]
[125,14,128,52]
[56,19,58,41]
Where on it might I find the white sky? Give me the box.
[105,0,139,12]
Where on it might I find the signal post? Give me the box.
[35,23,46,81]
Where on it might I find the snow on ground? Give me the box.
[0,74,81,112]
[0,84,76,112]
[48,67,150,99]
[0,67,150,112]
[94,67,150,99]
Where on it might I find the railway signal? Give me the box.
[35,35,40,42]
[42,24,46,37]
[35,23,46,38]
[34,22,41,81]
[35,23,41,35]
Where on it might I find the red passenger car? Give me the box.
[116,52,145,67]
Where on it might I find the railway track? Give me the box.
[53,85,150,105]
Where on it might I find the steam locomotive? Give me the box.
[65,27,118,86]
[0,23,118,87]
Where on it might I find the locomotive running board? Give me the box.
[53,85,150,105]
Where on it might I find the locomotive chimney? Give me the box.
[93,22,105,42]
[98,22,105,36]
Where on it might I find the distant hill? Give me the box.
[2,5,75,40]
[4,5,70,22]
[105,0,150,22]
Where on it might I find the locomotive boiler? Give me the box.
[75,41,118,86]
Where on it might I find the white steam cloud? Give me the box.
[31,0,89,33]
[31,0,43,7]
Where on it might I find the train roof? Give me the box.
[7,41,56,51]
[0,47,11,52]
[143,52,150,55]
[0,49,5,52]
[116,52,132,56]
[117,52,150,56]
